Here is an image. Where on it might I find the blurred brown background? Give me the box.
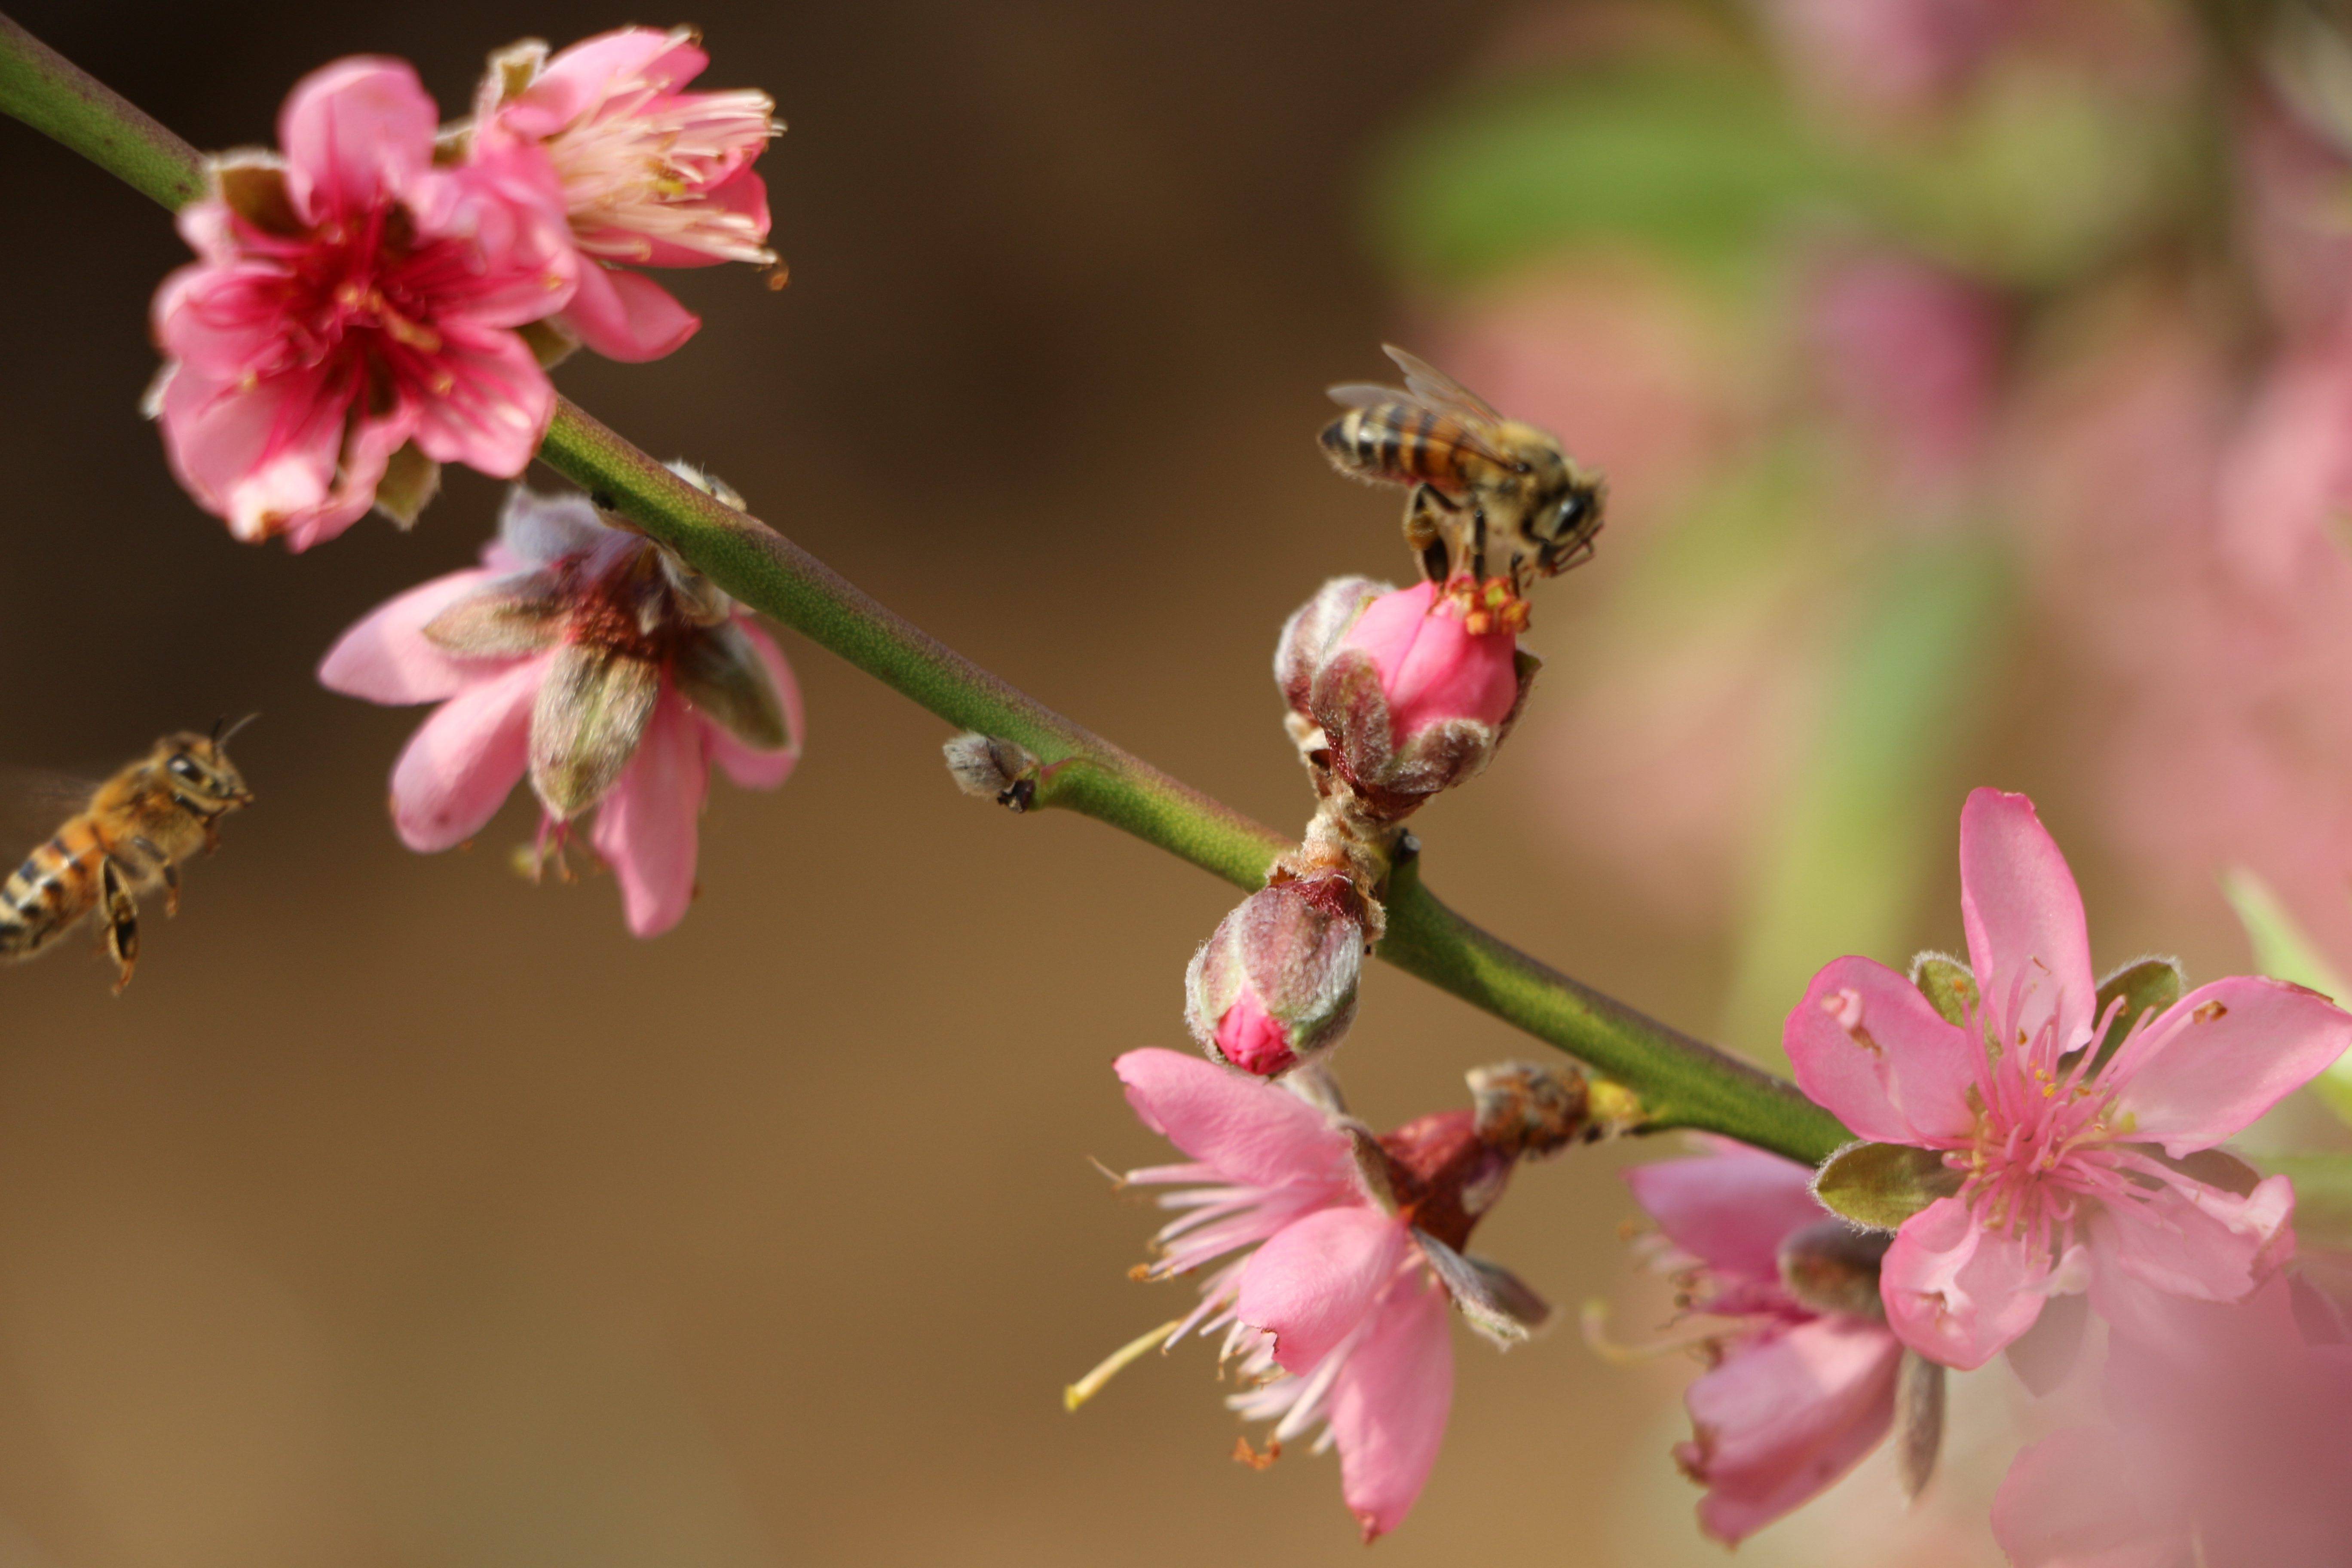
[0,1,2174,1564]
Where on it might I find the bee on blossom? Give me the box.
[1321,346,1606,634]
[318,470,802,936]
[1068,1051,1606,1540]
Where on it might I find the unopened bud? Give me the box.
[1184,877,1366,1075]
[943,732,1041,812]
[1775,1218,1891,1320]
[1300,579,1537,817]
[1275,576,1386,720]
[1467,1061,1590,1158]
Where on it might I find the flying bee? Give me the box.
[0,720,255,992]
[1321,345,1606,630]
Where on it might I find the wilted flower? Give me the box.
[1280,577,1534,821]
[1072,1050,1581,1540]
[151,58,576,549]
[1787,788,2352,1369]
[317,479,800,934]
[1622,1139,1938,1544]
[473,27,778,362]
[1184,876,1368,1076]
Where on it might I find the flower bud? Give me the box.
[1274,575,1387,720]
[1300,579,1537,817]
[1184,876,1366,1075]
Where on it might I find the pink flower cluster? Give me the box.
[150,30,777,548]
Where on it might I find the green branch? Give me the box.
[0,12,1849,1163]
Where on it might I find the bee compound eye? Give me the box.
[168,756,199,781]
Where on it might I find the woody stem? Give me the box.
[0,12,1850,1164]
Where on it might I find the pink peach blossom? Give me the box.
[1626,1140,1907,1544]
[1991,1278,2352,1567]
[1084,1049,1555,1540]
[151,58,576,549]
[317,483,800,936]
[473,28,778,362]
[1787,788,2352,1370]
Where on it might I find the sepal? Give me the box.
[1414,1228,1553,1348]
[1909,951,1977,1027]
[1812,1140,1962,1231]
[2090,956,2184,1070]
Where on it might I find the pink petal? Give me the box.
[560,263,701,362]
[151,257,297,380]
[1112,1048,1354,1190]
[1234,1206,1410,1373]
[1328,1275,1455,1543]
[277,58,436,224]
[156,360,371,545]
[405,149,578,327]
[281,406,411,552]
[1681,1317,1903,1544]
[704,622,803,790]
[1881,1194,2052,1369]
[389,658,547,852]
[2107,978,2352,1156]
[1785,956,1978,1145]
[1958,789,2096,1054]
[631,168,771,268]
[1623,1142,1825,1285]
[589,694,710,937]
[317,568,517,705]
[1991,1426,2182,1568]
[404,323,555,479]
[529,28,710,126]
[2089,1176,2295,1333]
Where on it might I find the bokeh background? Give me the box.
[4,0,2352,1563]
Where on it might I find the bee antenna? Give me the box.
[215,712,261,745]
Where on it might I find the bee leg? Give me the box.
[1402,486,1450,583]
[99,857,138,993]
[132,836,178,916]
[1470,504,1489,584]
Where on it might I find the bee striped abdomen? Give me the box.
[0,820,103,959]
[1322,402,1479,489]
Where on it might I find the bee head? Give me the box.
[158,722,256,808]
[1530,478,1606,576]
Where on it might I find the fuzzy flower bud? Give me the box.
[1184,876,1367,1075]
[1286,579,1537,818]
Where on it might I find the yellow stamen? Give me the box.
[1063,1318,1184,1412]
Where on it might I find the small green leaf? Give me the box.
[1910,954,1977,1028]
[1814,1141,1962,1231]
[2223,869,2352,1125]
[2089,957,2183,1071]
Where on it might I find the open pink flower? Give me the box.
[1625,1141,1912,1544]
[1992,1278,2352,1567]
[1787,789,2352,1370]
[1076,1050,1568,1540]
[473,28,778,362]
[318,481,800,935]
[151,58,576,549]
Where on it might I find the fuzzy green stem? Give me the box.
[0,14,1849,1164]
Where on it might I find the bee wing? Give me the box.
[0,768,99,853]
[1383,344,1506,423]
